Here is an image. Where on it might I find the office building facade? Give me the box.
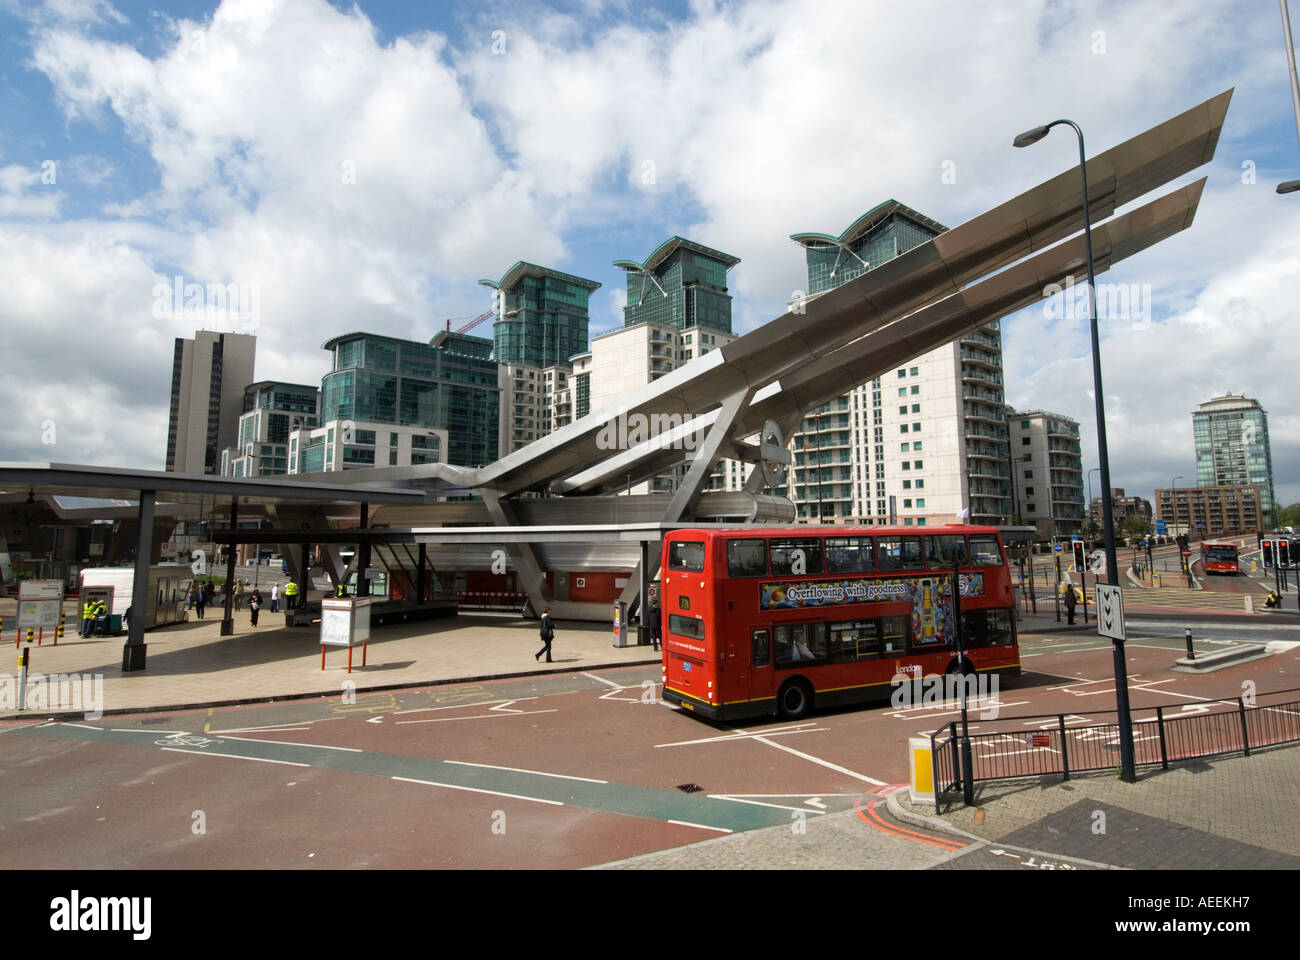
[1193,394,1276,527]
[221,381,320,477]
[480,263,600,371]
[1155,484,1263,537]
[164,331,257,474]
[290,331,498,474]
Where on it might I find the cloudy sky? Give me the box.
[0,0,1296,511]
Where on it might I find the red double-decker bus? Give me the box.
[659,524,1020,721]
[1199,540,1240,575]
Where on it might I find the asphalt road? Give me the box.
[2,627,1297,869]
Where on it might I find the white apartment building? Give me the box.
[1005,408,1085,539]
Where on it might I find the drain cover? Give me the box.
[676,783,702,793]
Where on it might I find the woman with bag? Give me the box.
[249,588,263,626]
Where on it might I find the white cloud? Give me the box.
[1,0,1295,511]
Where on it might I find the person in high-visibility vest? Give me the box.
[285,579,299,611]
[92,600,109,636]
[336,583,346,598]
[81,599,96,638]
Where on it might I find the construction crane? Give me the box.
[444,310,495,334]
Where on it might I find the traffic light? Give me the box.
[1261,539,1274,569]
[1072,539,1085,573]
[1280,539,1291,569]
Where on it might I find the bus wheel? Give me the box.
[777,679,813,720]
[946,658,976,678]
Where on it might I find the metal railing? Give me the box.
[929,688,1300,811]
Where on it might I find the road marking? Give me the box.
[444,760,607,784]
[805,797,827,809]
[706,795,826,814]
[883,699,1030,721]
[742,729,888,786]
[582,672,626,690]
[160,747,310,767]
[855,798,963,851]
[394,709,558,724]
[393,699,513,715]
[218,735,362,752]
[667,820,732,833]
[391,776,564,806]
[209,722,313,734]
[654,723,821,748]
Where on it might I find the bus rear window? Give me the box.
[669,614,705,639]
[970,535,1004,566]
[827,537,875,573]
[668,540,705,572]
[770,538,824,576]
[726,539,767,577]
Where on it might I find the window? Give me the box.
[902,461,910,471]
[829,619,882,662]
[912,404,920,413]
[877,536,923,571]
[914,460,923,469]
[903,480,912,489]
[770,538,824,576]
[899,406,908,415]
[669,614,705,639]
[668,540,705,572]
[898,387,907,397]
[774,621,828,667]
[881,615,908,654]
[898,369,907,378]
[904,499,912,508]
[909,367,918,376]
[913,423,921,432]
[913,442,922,451]
[1024,470,1033,479]
[963,608,1014,648]
[970,535,1004,566]
[752,628,770,666]
[1025,486,1034,496]
[911,385,919,395]
[901,424,909,433]
[1021,419,1030,429]
[726,539,767,577]
[826,537,875,573]
[927,534,970,568]
[1022,436,1031,445]
[915,479,924,489]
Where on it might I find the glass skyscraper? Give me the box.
[480,263,600,370]
[1193,394,1275,527]
[615,236,738,334]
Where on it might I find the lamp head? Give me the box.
[1277,180,1300,194]
[1013,125,1051,148]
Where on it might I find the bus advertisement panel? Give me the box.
[660,525,1019,721]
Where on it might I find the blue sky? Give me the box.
[1,0,1297,513]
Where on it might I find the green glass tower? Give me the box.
[614,236,739,333]
[319,331,499,467]
[479,263,600,370]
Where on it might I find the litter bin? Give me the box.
[1152,573,1161,588]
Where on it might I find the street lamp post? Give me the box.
[1279,0,1300,193]
[1015,119,1135,783]
[1087,466,1101,539]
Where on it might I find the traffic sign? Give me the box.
[1053,543,1064,554]
[1095,583,1125,641]
[1156,519,1166,535]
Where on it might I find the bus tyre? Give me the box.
[777,679,813,720]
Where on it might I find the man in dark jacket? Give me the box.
[535,609,555,663]
[1063,582,1077,625]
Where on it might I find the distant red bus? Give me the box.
[659,525,1020,721]
[1200,540,1239,575]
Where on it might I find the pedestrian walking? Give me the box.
[1063,582,1077,625]
[271,583,280,614]
[195,583,207,620]
[648,600,661,652]
[234,578,244,611]
[535,608,555,662]
[186,583,195,611]
[249,589,263,626]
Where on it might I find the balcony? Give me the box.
[959,347,1002,370]
[961,367,1004,387]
